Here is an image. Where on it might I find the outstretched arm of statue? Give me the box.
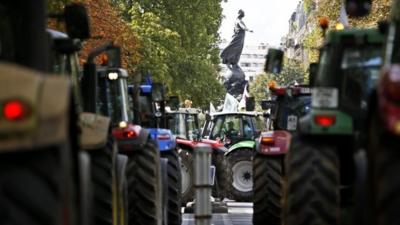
[238,19,253,32]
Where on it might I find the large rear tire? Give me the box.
[88,138,115,225]
[283,135,340,225]
[226,148,253,202]
[253,153,283,225]
[161,150,182,225]
[116,154,129,225]
[127,139,162,225]
[0,148,68,225]
[179,149,194,205]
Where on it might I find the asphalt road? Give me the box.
[182,202,253,225]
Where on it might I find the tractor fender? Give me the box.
[117,126,151,151]
[256,130,292,155]
[176,139,196,152]
[80,112,110,150]
[0,63,71,151]
[224,140,255,156]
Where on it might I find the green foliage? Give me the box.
[119,0,225,109]
[47,0,71,12]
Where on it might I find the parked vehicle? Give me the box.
[253,82,311,225]
[202,111,263,202]
[284,27,384,225]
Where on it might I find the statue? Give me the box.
[220,9,253,99]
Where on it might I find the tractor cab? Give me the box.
[128,81,176,152]
[167,108,202,141]
[202,112,262,148]
[301,28,384,135]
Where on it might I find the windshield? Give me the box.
[169,113,186,139]
[209,115,256,143]
[340,45,382,110]
[52,51,83,112]
[98,76,131,124]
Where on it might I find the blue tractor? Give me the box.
[129,78,182,225]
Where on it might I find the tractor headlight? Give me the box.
[108,72,118,80]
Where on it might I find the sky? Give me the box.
[219,0,300,47]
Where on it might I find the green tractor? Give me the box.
[0,1,92,225]
[202,111,263,202]
[283,27,384,225]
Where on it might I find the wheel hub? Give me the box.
[232,160,253,192]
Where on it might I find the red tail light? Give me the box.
[272,88,286,95]
[382,65,400,102]
[314,115,336,127]
[3,100,30,121]
[112,127,137,140]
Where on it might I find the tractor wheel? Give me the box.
[161,150,182,225]
[253,153,283,225]
[226,148,253,202]
[126,139,162,225]
[179,149,194,204]
[283,135,340,225]
[116,154,129,225]
[212,151,227,200]
[0,148,73,225]
[88,138,115,225]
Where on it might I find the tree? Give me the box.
[47,0,140,73]
[119,0,226,109]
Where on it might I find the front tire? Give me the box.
[87,138,115,225]
[284,135,340,225]
[253,153,283,225]
[226,148,253,202]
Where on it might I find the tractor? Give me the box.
[0,1,93,225]
[356,0,400,224]
[129,80,182,225]
[252,80,311,225]
[80,45,165,225]
[166,106,227,205]
[202,111,264,202]
[283,26,384,225]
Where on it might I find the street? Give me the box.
[182,202,253,225]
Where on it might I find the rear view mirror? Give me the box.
[152,83,165,102]
[65,3,90,40]
[245,97,255,111]
[265,48,284,74]
[261,100,275,110]
[345,0,372,18]
[309,63,318,87]
[168,96,180,110]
